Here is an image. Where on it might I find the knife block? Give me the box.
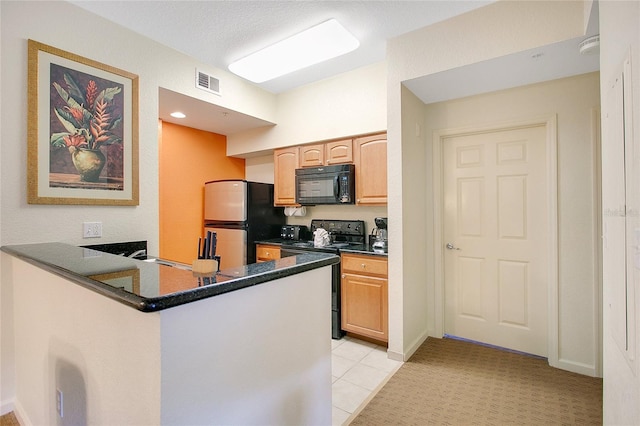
[192,259,218,274]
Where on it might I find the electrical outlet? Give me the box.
[83,222,102,238]
[56,389,64,418]
[82,248,103,258]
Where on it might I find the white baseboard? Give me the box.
[2,399,32,426]
[0,398,14,416]
[553,358,600,378]
[13,399,32,426]
[396,330,430,362]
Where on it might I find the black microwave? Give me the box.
[295,164,355,205]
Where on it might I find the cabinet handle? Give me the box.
[361,263,366,269]
[342,274,346,278]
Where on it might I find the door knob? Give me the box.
[446,243,461,251]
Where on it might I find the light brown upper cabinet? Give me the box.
[299,144,325,167]
[325,139,353,165]
[274,147,299,206]
[299,139,353,167]
[273,133,386,206]
[354,133,387,205]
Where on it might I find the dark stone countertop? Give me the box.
[1,242,339,312]
[255,239,388,257]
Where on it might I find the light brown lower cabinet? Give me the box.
[256,244,280,262]
[341,253,388,342]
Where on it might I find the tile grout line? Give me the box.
[331,337,404,425]
[342,360,404,425]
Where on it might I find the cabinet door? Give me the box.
[354,133,387,205]
[274,147,299,206]
[341,273,388,342]
[325,139,353,165]
[256,244,281,262]
[299,144,325,167]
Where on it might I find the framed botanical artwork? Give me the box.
[27,40,139,205]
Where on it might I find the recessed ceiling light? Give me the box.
[170,112,186,119]
[228,19,359,83]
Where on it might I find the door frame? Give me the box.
[432,115,559,367]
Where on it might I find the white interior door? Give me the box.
[443,124,548,357]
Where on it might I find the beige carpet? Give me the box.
[351,337,602,425]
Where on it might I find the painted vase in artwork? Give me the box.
[70,147,106,182]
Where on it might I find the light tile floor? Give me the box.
[331,336,403,426]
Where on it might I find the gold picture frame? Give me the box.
[88,268,141,295]
[27,40,139,205]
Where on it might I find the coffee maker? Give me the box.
[372,217,388,252]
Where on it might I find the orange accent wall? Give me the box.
[159,121,245,263]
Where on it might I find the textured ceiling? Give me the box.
[70,1,599,136]
[70,0,493,94]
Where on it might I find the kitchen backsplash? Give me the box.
[285,205,387,237]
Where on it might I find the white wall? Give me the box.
[599,1,640,424]
[228,61,387,156]
[423,73,601,374]
[386,1,591,359]
[0,0,276,252]
[7,254,162,425]
[393,86,429,359]
[245,155,275,184]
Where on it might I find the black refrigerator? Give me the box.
[203,180,284,270]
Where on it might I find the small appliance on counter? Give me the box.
[372,217,388,253]
[280,224,310,241]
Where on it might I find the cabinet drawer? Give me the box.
[341,254,387,276]
[256,245,280,261]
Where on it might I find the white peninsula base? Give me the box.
[5,254,332,425]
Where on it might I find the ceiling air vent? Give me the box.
[195,69,221,96]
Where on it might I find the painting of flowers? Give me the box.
[49,64,124,184]
[27,40,139,205]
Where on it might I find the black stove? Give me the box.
[279,219,365,340]
[280,219,366,253]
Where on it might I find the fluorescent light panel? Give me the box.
[228,19,359,83]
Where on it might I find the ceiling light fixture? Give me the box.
[170,112,186,119]
[228,19,359,83]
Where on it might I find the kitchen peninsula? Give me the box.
[1,242,339,425]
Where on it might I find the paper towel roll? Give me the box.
[284,207,307,217]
